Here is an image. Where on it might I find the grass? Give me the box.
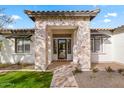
[0,71,53,88]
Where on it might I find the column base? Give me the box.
[35,64,47,71]
[80,68,91,71]
[71,62,91,71]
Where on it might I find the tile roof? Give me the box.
[0,28,115,35]
[91,28,114,32]
[0,29,34,35]
[24,9,100,14]
[114,25,124,29]
[24,9,100,21]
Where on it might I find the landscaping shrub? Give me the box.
[90,68,99,79]
[0,63,34,70]
[118,68,124,74]
[105,66,115,72]
[17,61,21,65]
[0,64,13,68]
[92,68,99,73]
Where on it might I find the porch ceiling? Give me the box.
[52,30,74,34]
[46,26,77,36]
[47,25,78,31]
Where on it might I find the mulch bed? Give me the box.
[0,64,34,70]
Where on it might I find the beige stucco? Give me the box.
[0,36,35,64]
[91,30,113,63]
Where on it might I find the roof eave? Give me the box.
[24,9,100,21]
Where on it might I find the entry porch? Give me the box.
[47,26,75,65]
[24,9,101,71]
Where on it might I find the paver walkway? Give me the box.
[50,64,78,88]
[47,62,70,71]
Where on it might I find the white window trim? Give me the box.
[91,36,105,54]
[15,38,31,54]
[23,39,31,53]
[91,38,94,52]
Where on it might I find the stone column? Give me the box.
[35,21,47,70]
[73,20,91,71]
[47,30,52,65]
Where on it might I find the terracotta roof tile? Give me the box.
[91,28,114,32]
[25,9,100,14]
[0,28,115,35]
[24,9,100,21]
[0,29,34,35]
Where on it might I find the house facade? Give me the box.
[0,9,124,71]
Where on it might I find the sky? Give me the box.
[0,5,124,29]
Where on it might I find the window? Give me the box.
[91,38,94,52]
[67,39,71,54]
[53,39,57,54]
[0,41,2,51]
[15,38,30,53]
[91,36,104,53]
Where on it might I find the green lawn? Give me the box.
[0,71,53,88]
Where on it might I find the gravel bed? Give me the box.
[74,71,124,88]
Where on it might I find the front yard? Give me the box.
[0,71,53,88]
[74,70,124,88]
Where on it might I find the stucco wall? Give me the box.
[0,35,35,64]
[1,28,124,65]
[112,28,124,64]
[91,30,113,63]
[1,28,123,65]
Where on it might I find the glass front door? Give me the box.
[58,39,67,59]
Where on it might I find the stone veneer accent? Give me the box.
[35,23,47,70]
[35,17,91,71]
